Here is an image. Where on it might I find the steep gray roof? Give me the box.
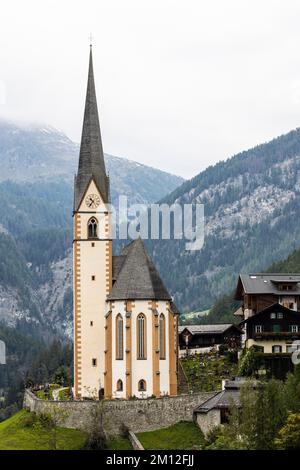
[74,47,109,210]
[194,389,241,413]
[194,378,259,413]
[236,273,300,298]
[170,301,180,315]
[108,238,172,301]
[178,324,237,335]
[112,256,126,281]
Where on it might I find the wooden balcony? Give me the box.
[254,331,300,340]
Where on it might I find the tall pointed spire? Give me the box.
[74,46,109,210]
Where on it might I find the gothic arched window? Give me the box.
[159,314,166,360]
[116,314,124,360]
[138,379,146,392]
[117,379,123,392]
[88,217,98,238]
[137,314,146,360]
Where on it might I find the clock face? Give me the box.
[85,194,100,209]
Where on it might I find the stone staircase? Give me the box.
[178,360,189,395]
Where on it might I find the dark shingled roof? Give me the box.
[236,273,300,299]
[112,256,126,281]
[194,378,259,413]
[74,47,109,210]
[108,238,172,301]
[170,301,180,315]
[178,324,240,335]
[194,389,241,413]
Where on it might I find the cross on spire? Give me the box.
[89,33,93,47]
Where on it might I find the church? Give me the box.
[73,47,179,400]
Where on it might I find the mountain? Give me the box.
[0,120,183,336]
[3,120,300,336]
[146,127,300,312]
[0,120,184,207]
[268,247,300,273]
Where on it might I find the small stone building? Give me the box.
[193,380,242,435]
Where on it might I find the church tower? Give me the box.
[73,47,178,400]
[73,46,112,399]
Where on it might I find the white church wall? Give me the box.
[131,300,154,398]
[111,301,126,399]
[158,301,170,396]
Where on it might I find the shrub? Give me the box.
[275,413,300,449]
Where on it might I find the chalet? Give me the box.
[178,324,242,356]
[234,273,300,378]
[235,273,300,319]
[240,303,300,354]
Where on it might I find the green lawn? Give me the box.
[107,436,132,450]
[0,410,87,450]
[137,421,205,450]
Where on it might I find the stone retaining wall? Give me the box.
[23,389,215,436]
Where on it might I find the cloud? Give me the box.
[0,0,300,178]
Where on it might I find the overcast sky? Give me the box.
[1,0,300,178]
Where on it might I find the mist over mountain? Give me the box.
[0,119,184,206]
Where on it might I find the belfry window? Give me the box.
[138,379,146,392]
[88,217,98,238]
[137,314,146,359]
[116,379,123,392]
[159,314,166,360]
[116,314,124,360]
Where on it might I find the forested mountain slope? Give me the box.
[149,128,300,311]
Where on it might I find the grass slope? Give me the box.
[107,436,132,450]
[137,422,205,450]
[0,410,87,450]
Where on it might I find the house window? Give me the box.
[272,345,282,353]
[137,314,146,359]
[88,217,98,238]
[90,321,93,326]
[277,312,283,319]
[116,379,123,392]
[92,358,97,366]
[138,379,146,392]
[280,284,293,291]
[159,314,166,360]
[272,324,281,333]
[291,325,299,333]
[91,275,96,281]
[287,343,300,353]
[116,314,124,360]
[289,303,294,310]
[270,313,276,319]
[91,242,95,247]
[255,325,263,333]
